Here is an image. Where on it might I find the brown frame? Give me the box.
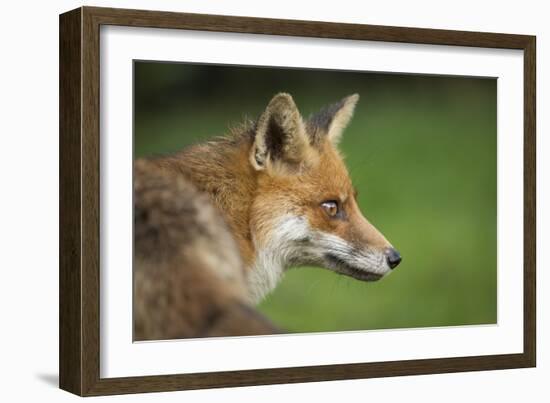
[59,6,536,396]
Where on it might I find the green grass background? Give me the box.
[134,62,497,333]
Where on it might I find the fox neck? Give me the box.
[247,248,286,303]
[247,215,312,303]
[175,136,292,302]
[176,138,257,264]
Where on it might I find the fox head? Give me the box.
[246,93,401,302]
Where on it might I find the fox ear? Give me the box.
[308,94,359,145]
[250,93,311,171]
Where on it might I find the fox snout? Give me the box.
[334,199,402,276]
[321,242,401,282]
[317,213,401,282]
[360,217,402,271]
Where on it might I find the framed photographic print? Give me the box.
[59,6,536,396]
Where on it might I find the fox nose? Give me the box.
[385,248,402,269]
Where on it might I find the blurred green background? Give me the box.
[135,61,497,333]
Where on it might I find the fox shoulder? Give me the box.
[133,159,278,340]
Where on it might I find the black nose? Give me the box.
[386,248,402,269]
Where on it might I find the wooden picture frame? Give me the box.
[59,6,536,396]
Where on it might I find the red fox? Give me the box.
[134,93,401,340]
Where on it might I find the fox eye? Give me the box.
[321,200,339,217]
